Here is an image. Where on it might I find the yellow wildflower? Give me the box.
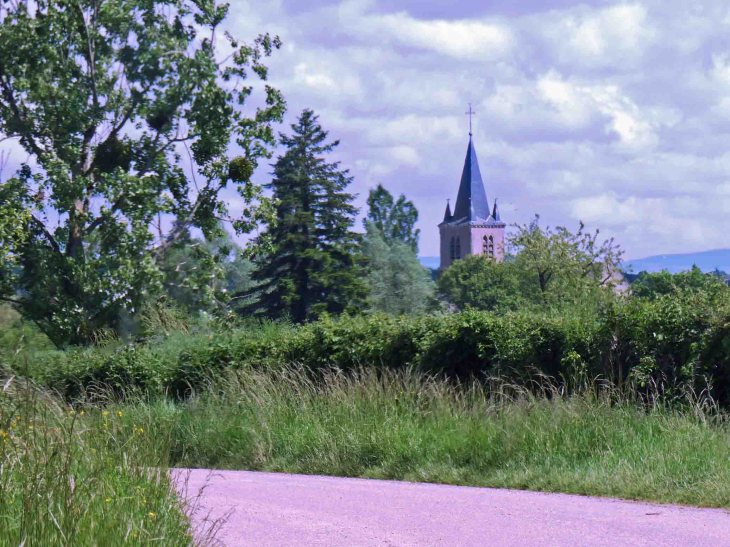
[117,411,123,417]
[1,430,6,438]
[102,411,108,416]
[106,498,112,502]
[80,411,85,416]
[148,512,156,517]
[69,410,75,415]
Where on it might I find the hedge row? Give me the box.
[12,289,730,406]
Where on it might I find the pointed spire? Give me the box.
[452,136,490,222]
[492,198,501,222]
[443,199,452,222]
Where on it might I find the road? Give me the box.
[174,469,730,547]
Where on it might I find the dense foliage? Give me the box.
[508,215,623,302]
[0,0,285,346]
[157,222,257,316]
[13,280,730,408]
[362,183,420,253]
[438,217,624,313]
[247,109,368,322]
[437,255,534,313]
[362,223,435,315]
[630,265,728,299]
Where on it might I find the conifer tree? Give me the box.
[249,110,368,322]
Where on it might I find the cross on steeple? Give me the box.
[465,103,476,136]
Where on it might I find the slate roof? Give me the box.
[441,136,505,227]
[452,136,490,223]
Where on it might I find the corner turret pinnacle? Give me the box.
[443,199,452,222]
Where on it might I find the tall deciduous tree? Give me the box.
[0,0,285,346]
[507,215,624,305]
[437,254,534,313]
[158,222,257,315]
[363,183,420,254]
[248,109,368,322]
[363,223,434,315]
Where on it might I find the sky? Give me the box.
[3,0,730,262]
[221,0,730,261]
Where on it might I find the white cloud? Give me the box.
[337,0,514,61]
[388,145,420,166]
[540,3,657,69]
[9,0,728,260]
[292,62,365,101]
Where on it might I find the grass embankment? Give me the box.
[4,301,730,544]
[0,375,219,547]
[121,366,730,508]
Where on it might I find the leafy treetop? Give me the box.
[363,183,420,254]
[0,0,285,346]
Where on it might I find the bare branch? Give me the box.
[76,1,98,109]
[0,150,9,179]
[150,180,225,261]
[86,195,125,234]
[0,134,19,144]
[183,140,200,192]
[0,74,46,160]
[30,215,61,254]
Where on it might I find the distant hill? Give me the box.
[418,256,440,270]
[419,249,730,275]
[622,249,730,274]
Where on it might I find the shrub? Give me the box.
[11,288,730,408]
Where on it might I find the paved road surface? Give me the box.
[174,469,730,547]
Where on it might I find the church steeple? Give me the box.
[438,106,506,271]
[452,135,490,222]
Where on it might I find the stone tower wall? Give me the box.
[439,224,505,270]
[469,226,505,262]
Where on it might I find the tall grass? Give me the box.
[133,365,730,507]
[0,372,220,547]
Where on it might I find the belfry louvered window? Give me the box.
[450,237,455,260]
[483,235,494,258]
[455,237,461,260]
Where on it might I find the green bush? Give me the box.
[11,289,730,408]
[0,304,55,356]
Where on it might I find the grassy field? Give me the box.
[121,365,730,508]
[3,304,730,544]
[0,374,220,547]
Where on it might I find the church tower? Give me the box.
[438,120,505,271]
